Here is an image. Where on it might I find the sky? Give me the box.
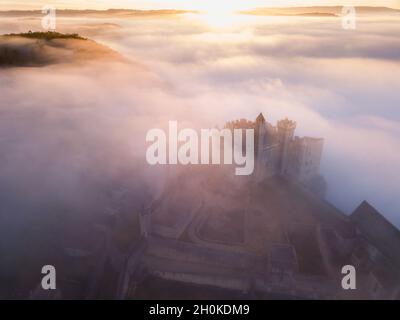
[1,0,400,10]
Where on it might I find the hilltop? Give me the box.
[0,31,121,67]
[4,31,86,41]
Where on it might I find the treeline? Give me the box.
[3,31,86,41]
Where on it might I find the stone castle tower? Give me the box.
[232,113,324,186]
[255,113,267,158]
[277,118,297,175]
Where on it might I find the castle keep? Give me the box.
[226,113,324,186]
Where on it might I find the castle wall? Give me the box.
[150,270,250,292]
[257,144,280,179]
[286,137,324,183]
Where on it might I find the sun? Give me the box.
[194,0,249,27]
[196,0,250,14]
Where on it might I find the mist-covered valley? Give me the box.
[0,9,399,298]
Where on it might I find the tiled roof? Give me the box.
[351,201,400,267]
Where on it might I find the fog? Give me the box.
[0,10,399,253]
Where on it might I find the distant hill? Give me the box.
[0,9,195,17]
[1,7,398,18]
[0,31,121,67]
[241,6,400,17]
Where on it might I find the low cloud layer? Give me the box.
[0,12,399,234]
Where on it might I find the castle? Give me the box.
[44,113,400,300]
[125,114,400,300]
[226,113,325,192]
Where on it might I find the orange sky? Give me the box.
[1,0,400,10]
